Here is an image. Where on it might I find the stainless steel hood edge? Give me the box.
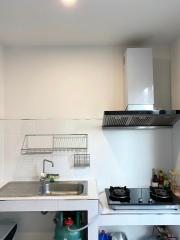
[102,110,180,129]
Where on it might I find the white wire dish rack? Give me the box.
[21,134,90,168]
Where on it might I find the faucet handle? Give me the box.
[40,172,47,182]
[46,174,60,182]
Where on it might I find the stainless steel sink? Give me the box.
[40,181,87,196]
[0,181,40,197]
[0,181,88,198]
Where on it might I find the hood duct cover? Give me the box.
[103,110,180,129]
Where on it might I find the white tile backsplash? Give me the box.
[172,121,180,185]
[1,119,173,191]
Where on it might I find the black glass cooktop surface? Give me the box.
[105,187,180,210]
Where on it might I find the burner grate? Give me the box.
[150,187,173,202]
[109,186,130,202]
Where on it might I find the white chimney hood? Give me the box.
[103,48,180,128]
[124,48,154,110]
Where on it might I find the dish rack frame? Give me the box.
[21,134,90,167]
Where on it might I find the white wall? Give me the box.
[172,121,180,184]
[0,45,4,117]
[0,122,4,182]
[3,119,172,191]
[153,47,171,109]
[1,45,173,187]
[171,39,180,109]
[0,212,55,240]
[1,45,176,239]
[3,46,172,119]
[4,46,124,119]
[0,46,4,182]
[171,39,180,185]
[2,118,173,240]
[170,41,180,240]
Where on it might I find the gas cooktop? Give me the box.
[105,186,180,210]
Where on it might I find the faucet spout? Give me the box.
[43,159,54,174]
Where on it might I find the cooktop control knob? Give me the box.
[138,197,143,203]
[148,198,153,204]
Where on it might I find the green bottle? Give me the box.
[163,175,170,189]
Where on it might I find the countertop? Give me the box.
[0,179,98,201]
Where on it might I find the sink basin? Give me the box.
[0,181,40,197]
[40,181,88,196]
[0,181,88,198]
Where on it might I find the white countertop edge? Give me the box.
[0,181,7,189]
[0,179,99,201]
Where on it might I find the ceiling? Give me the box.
[0,0,180,46]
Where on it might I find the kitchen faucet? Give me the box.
[40,159,54,182]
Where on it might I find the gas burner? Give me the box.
[109,186,130,202]
[155,189,169,198]
[150,187,172,202]
[105,187,180,210]
[113,188,127,197]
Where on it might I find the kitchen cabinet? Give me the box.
[1,198,180,239]
[0,199,99,240]
[0,179,99,239]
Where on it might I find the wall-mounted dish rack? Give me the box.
[21,134,90,167]
[74,154,90,168]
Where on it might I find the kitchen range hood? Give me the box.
[103,48,180,129]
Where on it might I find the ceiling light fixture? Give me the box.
[61,0,77,7]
